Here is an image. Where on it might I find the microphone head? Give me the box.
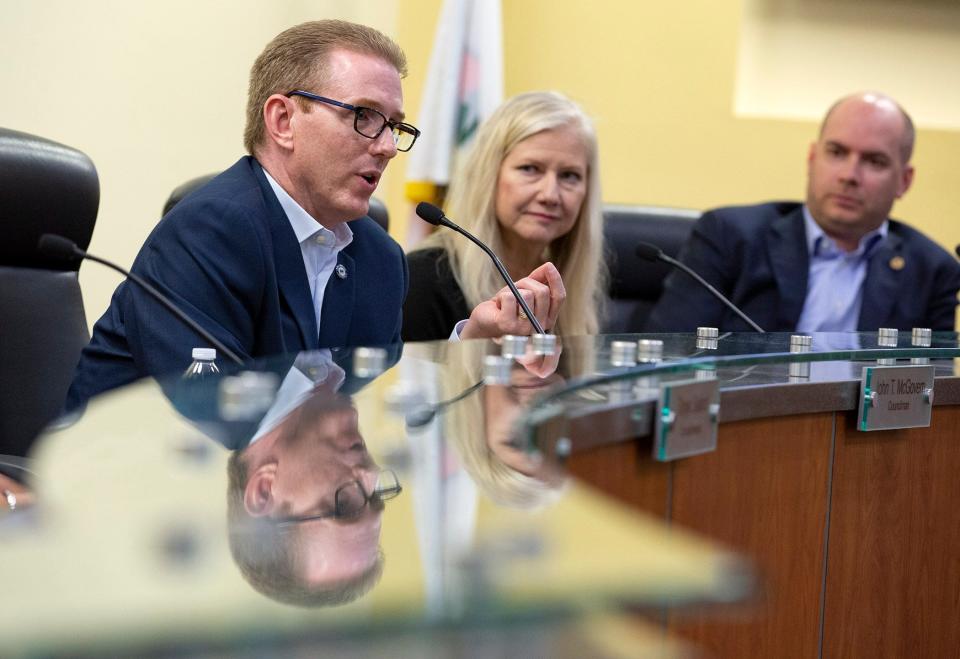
[38,234,82,262]
[955,244,960,260]
[415,202,446,226]
[635,242,664,262]
[405,405,437,429]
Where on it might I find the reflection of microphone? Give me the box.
[415,202,545,334]
[405,379,484,428]
[636,241,765,333]
[38,234,245,365]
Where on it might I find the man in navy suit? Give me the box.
[67,21,418,410]
[646,92,960,333]
[68,19,566,411]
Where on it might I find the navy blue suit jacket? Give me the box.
[645,202,960,333]
[67,157,407,409]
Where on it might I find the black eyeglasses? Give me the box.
[287,90,420,152]
[275,469,402,526]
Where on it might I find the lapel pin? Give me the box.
[335,264,347,279]
[889,256,905,271]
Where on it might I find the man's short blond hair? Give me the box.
[244,20,407,155]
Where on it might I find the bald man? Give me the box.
[646,92,960,333]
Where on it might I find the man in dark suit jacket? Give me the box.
[67,20,416,409]
[646,92,960,333]
[69,19,569,411]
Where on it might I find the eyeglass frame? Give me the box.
[286,90,421,152]
[273,468,403,527]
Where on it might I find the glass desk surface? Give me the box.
[5,331,959,655]
[506,332,960,454]
[0,338,776,658]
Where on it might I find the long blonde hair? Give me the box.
[422,91,606,336]
[442,340,567,510]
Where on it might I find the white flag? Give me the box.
[404,0,503,245]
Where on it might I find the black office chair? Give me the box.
[602,204,699,333]
[0,128,99,456]
[163,173,390,233]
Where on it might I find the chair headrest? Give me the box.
[0,128,99,271]
[163,173,217,217]
[603,205,699,299]
[163,172,390,233]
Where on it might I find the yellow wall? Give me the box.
[736,0,960,131]
[391,0,960,259]
[4,1,959,327]
[1,1,397,328]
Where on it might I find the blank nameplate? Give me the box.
[858,364,935,431]
[653,378,720,461]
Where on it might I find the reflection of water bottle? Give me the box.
[184,348,220,379]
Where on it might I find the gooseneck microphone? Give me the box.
[954,244,960,260]
[636,241,765,333]
[38,234,245,365]
[415,202,545,334]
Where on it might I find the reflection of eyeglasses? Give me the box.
[287,90,420,152]
[275,469,402,526]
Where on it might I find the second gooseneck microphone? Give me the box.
[37,234,245,364]
[636,241,765,333]
[415,202,546,334]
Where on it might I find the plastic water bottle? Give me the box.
[183,347,220,379]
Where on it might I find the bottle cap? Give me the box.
[353,346,387,378]
[911,327,932,347]
[878,328,898,347]
[500,335,528,358]
[218,371,280,421]
[531,333,558,355]
[637,339,664,363]
[483,355,512,385]
[192,347,216,361]
[610,340,637,367]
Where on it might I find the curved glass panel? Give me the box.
[0,340,750,656]
[513,331,960,457]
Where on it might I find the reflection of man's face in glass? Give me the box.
[228,392,385,605]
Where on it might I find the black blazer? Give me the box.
[645,202,960,332]
[402,247,471,342]
[68,157,408,409]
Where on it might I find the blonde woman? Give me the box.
[403,91,605,342]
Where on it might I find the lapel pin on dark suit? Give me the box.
[889,256,905,271]
[335,264,347,279]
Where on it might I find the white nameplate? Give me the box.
[858,364,935,431]
[653,378,720,461]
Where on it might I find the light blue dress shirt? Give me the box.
[796,206,887,333]
[262,170,353,334]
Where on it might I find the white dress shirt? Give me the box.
[262,170,353,333]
